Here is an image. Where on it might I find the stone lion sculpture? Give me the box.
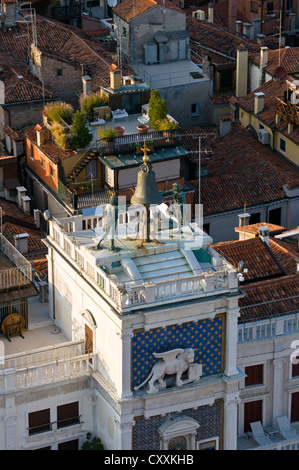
[134,348,201,394]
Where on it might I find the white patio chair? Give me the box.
[277,416,297,440]
[249,421,272,446]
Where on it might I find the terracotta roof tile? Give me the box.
[113,0,182,22]
[239,274,299,321]
[211,237,285,281]
[249,47,299,77]
[2,222,46,253]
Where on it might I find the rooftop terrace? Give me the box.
[46,205,241,314]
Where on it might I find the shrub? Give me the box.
[81,437,104,450]
[148,89,168,130]
[80,92,108,114]
[99,126,117,142]
[44,101,73,123]
[155,118,178,131]
[71,110,93,148]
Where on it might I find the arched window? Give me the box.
[158,416,199,450]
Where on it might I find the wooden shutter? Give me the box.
[57,402,79,428]
[245,364,263,386]
[244,400,263,433]
[29,409,50,435]
[291,392,299,423]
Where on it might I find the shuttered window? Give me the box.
[245,364,263,387]
[57,402,79,429]
[244,400,263,433]
[28,409,51,435]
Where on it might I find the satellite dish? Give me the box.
[274,66,287,80]
[43,210,51,221]
[108,0,117,7]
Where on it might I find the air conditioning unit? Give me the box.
[258,129,270,144]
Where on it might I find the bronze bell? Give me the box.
[131,145,163,207]
[130,146,163,246]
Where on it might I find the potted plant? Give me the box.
[99,126,117,143]
[44,101,74,125]
[148,89,168,130]
[136,141,153,153]
[80,92,108,114]
[114,126,125,137]
[137,124,149,134]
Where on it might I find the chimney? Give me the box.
[236,46,248,98]
[13,233,29,254]
[260,46,269,69]
[35,124,45,147]
[235,20,242,35]
[238,212,251,227]
[21,195,31,215]
[109,64,122,90]
[257,34,265,46]
[16,186,27,208]
[243,23,253,39]
[259,226,269,245]
[82,75,92,96]
[253,18,262,38]
[208,3,214,23]
[0,80,4,105]
[254,92,265,114]
[219,114,232,136]
[34,208,40,228]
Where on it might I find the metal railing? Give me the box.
[0,233,32,287]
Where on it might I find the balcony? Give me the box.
[0,233,32,289]
[47,212,240,314]
[0,339,95,393]
[237,423,299,450]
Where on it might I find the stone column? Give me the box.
[120,329,133,399]
[273,357,285,419]
[223,395,239,450]
[118,419,134,450]
[4,397,17,450]
[225,306,240,377]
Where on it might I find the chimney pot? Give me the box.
[254,92,265,114]
[82,75,92,96]
[13,233,29,254]
[259,226,269,245]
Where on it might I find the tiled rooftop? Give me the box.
[2,222,46,253]
[113,0,183,22]
[0,14,118,92]
[239,274,299,321]
[187,16,278,61]
[249,47,299,77]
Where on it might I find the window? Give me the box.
[245,364,263,386]
[56,69,63,77]
[122,26,127,38]
[279,137,286,153]
[250,1,258,13]
[40,158,45,170]
[291,392,299,422]
[249,212,261,224]
[244,400,263,432]
[203,223,210,235]
[269,207,281,225]
[292,357,299,377]
[86,159,97,180]
[219,69,233,89]
[191,103,199,116]
[30,144,34,160]
[28,409,51,435]
[50,166,55,179]
[266,2,274,14]
[57,402,80,429]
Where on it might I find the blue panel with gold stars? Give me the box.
[132,314,224,390]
